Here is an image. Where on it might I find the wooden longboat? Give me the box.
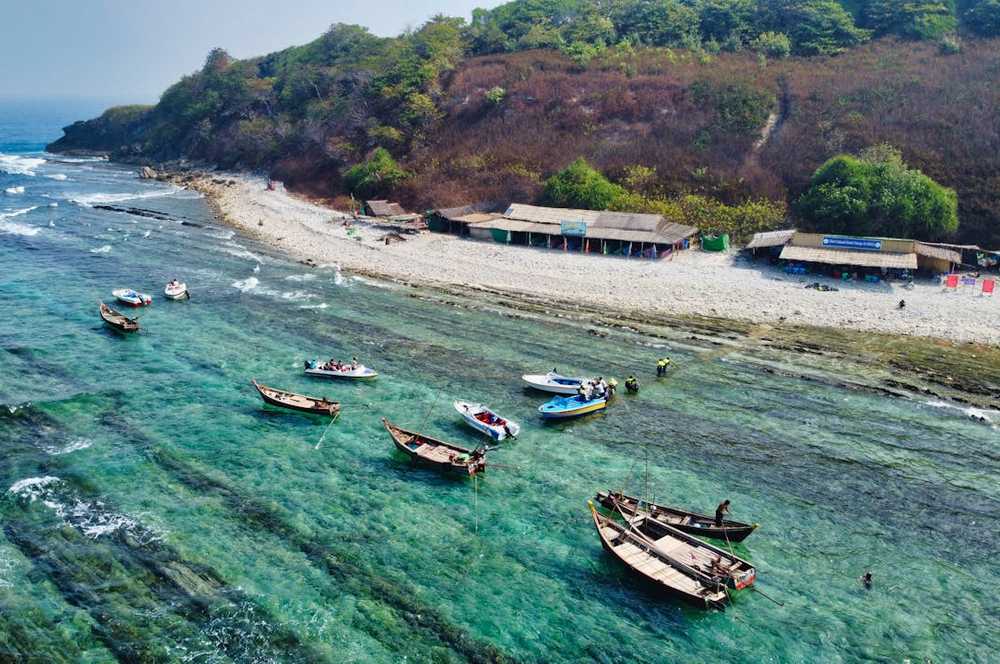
[382,418,486,476]
[251,379,339,416]
[99,302,139,332]
[590,502,731,610]
[596,491,758,543]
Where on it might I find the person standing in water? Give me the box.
[715,499,731,527]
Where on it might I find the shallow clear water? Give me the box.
[1,104,998,662]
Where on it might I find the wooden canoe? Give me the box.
[382,418,486,476]
[590,502,730,610]
[251,379,339,416]
[99,302,139,332]
[595,491,758,543]
[597,496,756,591]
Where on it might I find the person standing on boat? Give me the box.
[351,357,359,370]
[715,500,731,527]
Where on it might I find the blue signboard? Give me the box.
[822,236,881,251]
[560,221,588,237]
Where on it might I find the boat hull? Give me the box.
[595,492,758,543]
[252,380,339,416]
[454,401,520,441]
[304,364,378,380]
[521,373,584,395]
[539,395,607,419]
[164,284,189,300]
[112,289,152,307]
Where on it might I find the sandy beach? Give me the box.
[184,173,999,345]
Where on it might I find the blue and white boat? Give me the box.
[522,371,585,395]
[538,394,608,419]
[454,401,520,441]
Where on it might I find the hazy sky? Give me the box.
[1,0,501,103]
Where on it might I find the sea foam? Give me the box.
[90,244,112,254]
[0,207,40,236]
[232,276,259,291]
[70,187,181,207]
[0,153,46,176]
[4,186,25,195]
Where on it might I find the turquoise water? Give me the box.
[2,106,998,662]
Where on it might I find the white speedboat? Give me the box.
[304,360,378,380]
[454,401,520,441]
[521,371,585,395]
[164,281,189,300]
[112,288,152,307]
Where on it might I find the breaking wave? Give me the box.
[924,400,998,425]
[46,173,68,181]
[0,153,46,176]
[8,476,164,544]
[70,187,182,207]
[4,186,25,195]
[0,207,40,236]
[284,273,317,282]
[90,244,112,254]
[232,276,259,292]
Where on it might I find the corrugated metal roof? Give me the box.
[746,229,796,250]
[779,245,917,269]
[914,242,961,264]
[500,203,696,244]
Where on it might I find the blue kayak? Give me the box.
[538,394,608,419]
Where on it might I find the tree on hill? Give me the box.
[796,146,959,240]
[344,148,408,199]
[966,0,1000,35]
[541,158,626,210]
[754,1,870,55]
[862,1,958,40]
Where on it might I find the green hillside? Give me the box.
[48,0,1000,245]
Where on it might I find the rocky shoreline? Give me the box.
[150,168,1000,411]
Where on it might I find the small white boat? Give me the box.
[304,360,378,380]
[112,288,152,307]
[521,371,585,395]
[454,401,520,441]
[164,280,189,300]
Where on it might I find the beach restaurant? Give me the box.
[745,231,962,275]
[430,203,698,259]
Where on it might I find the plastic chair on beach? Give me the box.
[944,274,959,291]
[983,279,995,297]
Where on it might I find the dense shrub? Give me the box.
[541,158,626,209]
[796,147,959,240]
[343,148,408,198]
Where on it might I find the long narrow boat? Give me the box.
[595,491,758,543]
[538,394,608,419]
[304,360,378,380]
[454,401,520,441]
[591,501,756,608]
[99,302,139,332]
[382,418,486,476]
[590,503,729,610]
[521,371,585,395]
[251,379,339,416]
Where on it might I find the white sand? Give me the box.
[195,174,999,345]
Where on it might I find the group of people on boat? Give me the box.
[313,357,359,372]
[578,377,614,401]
